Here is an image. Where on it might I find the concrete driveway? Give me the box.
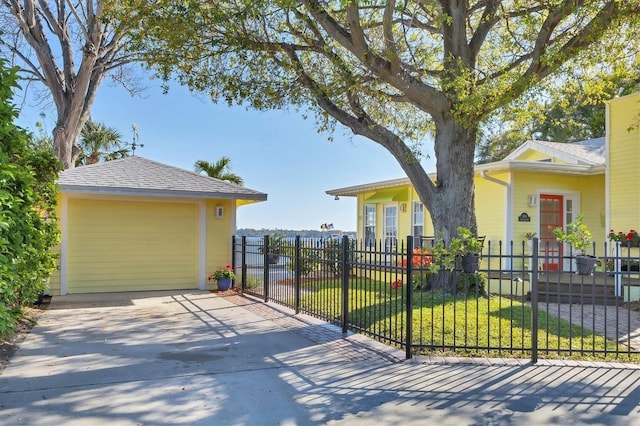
[1,290,640,425]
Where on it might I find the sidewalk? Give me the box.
[1,290,639,425]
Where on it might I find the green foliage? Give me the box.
[76,119,129,166]
[0,59,60,338]
[295,277,630,360]
[428,227,484,272]
[259,233,288,256]
[322,238,357,276]
[477,64,640,163]
[553,214,593,254]
[457,273,487,295]
[194,157,244,185]
[287,245,321,276]
[113,0,639,238]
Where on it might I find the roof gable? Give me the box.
[327,137,607,197]
[504,138,605,165]
[58,156,267,201]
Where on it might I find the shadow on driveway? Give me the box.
[1,290,639,425]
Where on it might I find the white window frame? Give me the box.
[412,201,424,248]
[383,203,398,253]
[364,204,376,248]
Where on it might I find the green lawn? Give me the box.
[295,277,639,361]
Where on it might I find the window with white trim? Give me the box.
[364,204,376,248]
[412,201,424,248]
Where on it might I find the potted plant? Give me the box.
[208,265,236,291]
[608,228,640,247]
[258,233,287,264]
[452,227,484,273]
[553,214,597,275]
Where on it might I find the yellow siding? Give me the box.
[608,93,640,233]
[47,196,63,295]
[512,172,605,244]
[512,148,569,164]
[47,244,61,295]
[513,149,551,162]
[66,198,199,293]
[475,172,508,243]
[205,199,234,289]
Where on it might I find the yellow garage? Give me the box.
[50,157,266,295]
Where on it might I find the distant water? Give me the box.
[233,236,337,267]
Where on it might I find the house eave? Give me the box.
[475,161,605,175]
[59,185,268,202]
[327,161,603,197]
[326,177,414,197]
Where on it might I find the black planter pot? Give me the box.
[621,265,640,272]
[461,254,479,273]
[575,255,598,276]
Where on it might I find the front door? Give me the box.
[539,194,563,271]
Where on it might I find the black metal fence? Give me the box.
[231,235,640,362]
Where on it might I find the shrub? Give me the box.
[323,237,357,276]
[0,60,60,338]
[287,245,321,276]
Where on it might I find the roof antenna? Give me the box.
[130,124,144,155]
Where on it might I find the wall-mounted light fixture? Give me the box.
[400,203,407,212]
[334,195,340,200]
[215,206,224,218]
[527,195,537,207]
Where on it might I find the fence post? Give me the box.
[263,235,269,303]
[406,236,413,360]
[341,235,349,334]
[531,237,539,363]
[231,235,236,289]
[241,236,247,292]
[295,236,301,314]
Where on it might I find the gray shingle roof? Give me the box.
[58,156,267,201]
[533,137,606,165]
[504,137,606,165]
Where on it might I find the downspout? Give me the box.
[604,101,619,295]
[604,100,611,247]
[479,170,512,268]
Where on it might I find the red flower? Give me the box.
[391,279,403,289]
[397,248,433,268]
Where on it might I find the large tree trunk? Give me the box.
[53,121,84,169]
[427,118,478,241]
[422,118,478,293]
[4,0,133,170]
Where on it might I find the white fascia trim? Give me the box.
[199,201,206,290]
[604,101,611,237]
[329,161,602,197]
[326,177,412,197]
[59,186,267,202]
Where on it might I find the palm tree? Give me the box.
[194,157,244,185]
[76,119,129,166]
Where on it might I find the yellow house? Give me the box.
[49,156,266,295]
[327,92,640,272]
[607,92,640,238]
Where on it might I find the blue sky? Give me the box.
[15,78,435,232]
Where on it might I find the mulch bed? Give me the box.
[0,296,51,374]
[211,287,243,297]
[622,301,640,311]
